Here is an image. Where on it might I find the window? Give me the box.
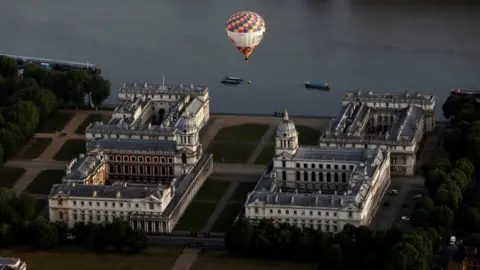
[138,157,144,162]
[154,166,159,175]
[120,203,123,207]
[168,166,173,175]
[153,157,158,162]
[59,212,63,219]
[149,203,154,210]
[88,202,92,206]
[278,210,281,214]
[334,212,337,217]
[73,201,77,206]
[81,201,84,206]
[317,211,321,216]
[182,153,187,164]
[58,198,63,205]
[116,155,121,161]
[350,165,354,170]
[161,158,166,163]
[311,172,316,182]
[104,202,107,207]
[342,165,346,170]
[294,210,297,215]
[146,166,151,175]
[270,209,273,214]
[310,211,313,216]
[296,163,300,168]
[319,173,324,182]
[286,210,289,214]
[326,173,331,182]
[109,155,114,161]
[136,204,139,208]
[168,158,173,163]
[282,171,286,181]
[348,212,353,218]
[311,164,315,168]
[334,173,339,182]
[146,157,151,162]
[112,202,116,207]
[326,212,329,217]
[131,156,136,162]
[282,161,286,167]
[97,215,101,221]
[96,202,100,206]
[326,164,331,169]
[303,171,308,181]
[364,144,368,149]
[109,164,114,173]
[342,173,347,183]
[296,171,300,181]
[74,214,78,220]
[334,165,338,170]
[123,156,129,162]
[319,164,323,169]
[254,208,258,214]
[303,163,308,168]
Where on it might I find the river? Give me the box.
[1,0,479,117]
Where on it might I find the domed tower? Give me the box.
[176,113,200,174]
[275,109,299,156]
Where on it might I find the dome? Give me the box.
[177,114,197,132]
[276,109,297,137]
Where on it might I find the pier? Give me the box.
[0,53,101,74]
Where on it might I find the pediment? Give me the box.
[177,147,194,154]
[276,151,294,159]
[247,198,264,207]
[140,195,162,202]
[341,203,359,211]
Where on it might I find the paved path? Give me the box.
[12,168,42,195]
[246,124,276,165]
[171,249,199,270]
[201,181,239,233]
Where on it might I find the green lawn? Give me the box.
[229,182,257,202]
[37,112,75,133]
[174,202,217,232]
[25,170,64,194]
[192,252,316,270]
[194,180,231,201]
[0,167,26,188]
[53,139,85,161]
[20,138,53,159]
[0,248,181,270]
[75,113,107,134]
[254,144,275,165]
[34,199,48,216]
[211,203,243,233]
[207,143,256,164]
[213,124,269,142]
[270,125,321,145]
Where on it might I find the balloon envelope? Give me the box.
[226,11,266,60]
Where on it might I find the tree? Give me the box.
[225,217,254,255]
[30,216,59,250]
[425,168,448,195]
[0,145,3,168]
[0,56,18,78]
[126,228,147,253]
[453,158,475,178]
[447,169,469,191]
[85,74,110,107]
[410,209,430,227]
[430,205,454,228]
[15,193,36,221]
[435,181,462,211]
[0,223,14,247]
[0,128,18,158]
[415,196,434,212]
[9,86,58,122]
[461,207,480,233]
[22,64,54,89]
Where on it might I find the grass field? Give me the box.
[192,252,316,270]
[37,112,74,133]
[0,167,26,188]
[34,199,48,216]
[53,139,85,161]
[229,182,257,202]
[213,124,269,142]
[75,114,107,134]
[174,202,217,232]
[25,170,64,194]
[207,143,255,164]
[254,144,274,165]
[20,138,53,159]
[211,203,243,233]
[0,248,181,270]
[194,180,231,201]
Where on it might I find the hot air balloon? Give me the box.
[226,11,266,62]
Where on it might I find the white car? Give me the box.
[388,189,399,195]
[414,194,422,199]
[401,216,410,221]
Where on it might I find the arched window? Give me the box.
[124,165,129,174]
[304,171,308,181]
[139,166,144,175]
[282,171,286,180]
[342,173,347,183]
[154,166,159,175]
[131,165,136,174]
[326,173,331,182]
[161,166,166,175]
[334,173,339,182]
[296,171,300,181]
[146,166,151,175]
[311,172,316,182]
[116,164,121,174]
[319,173,324,182]
[168,166,173,175]
[182,153,187,164]
[109,164,114,173]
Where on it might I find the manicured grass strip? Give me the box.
[207,143,256,164]
[0,167,26,188]
[0,247,181,270]
[254,144,274,165]
[211,203,243,233]
[174,202,217,232]
[25,169,64,194]
[37,112,75,133]
[213,124,269,142]
[53,139,85,161]
[75,114,106,134]
[20,138,53,159]
[194,180,231,201]
[229,182,257,202]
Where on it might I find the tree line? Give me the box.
[0,56,111,167]
[0,187,147,252]
[224,95,480,270]
[440,95,480,259]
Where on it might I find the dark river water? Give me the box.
[1,0,480,117]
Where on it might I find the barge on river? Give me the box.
[0,53,101,74]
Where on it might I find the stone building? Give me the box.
[49,82,213,233]
[319,90,435,175]
[244,111,391,232]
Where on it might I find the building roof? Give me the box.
[343,90,435,105]
[49,181,167,200]
[276,110,297,137]
[118,83,207,96]
[64,154,103,181]
[247,148,388,210]
[86,139,177,155]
